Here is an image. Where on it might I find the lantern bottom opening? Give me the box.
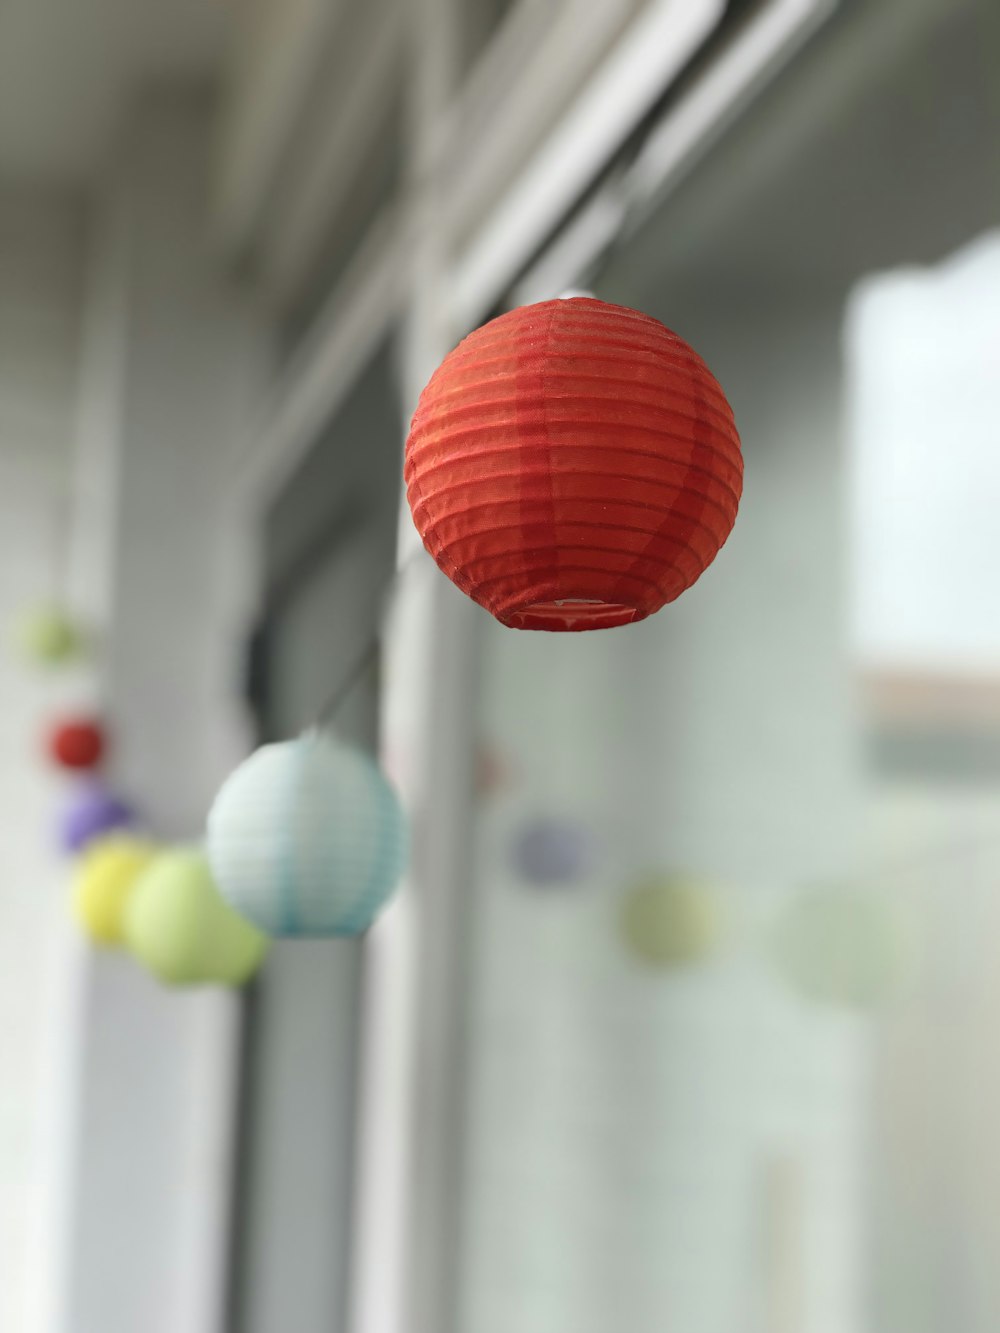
[499,598,648,632]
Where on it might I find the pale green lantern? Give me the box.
[770,886,909,1009]
[124,848,268,987]
[619,874,721,968]
[14,604,85,666]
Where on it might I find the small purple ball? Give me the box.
[58,782,136,855]
[511,818,596,887]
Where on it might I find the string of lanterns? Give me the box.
[48,298,939,1015]
[493,796,911,1005]
[503,835,919,1010]
[184,297,923,1009]
[12,295,939,1018]
[15,598,274,987]
[18,610,407,986]
[44,700,272,987]
[19,295,746,985]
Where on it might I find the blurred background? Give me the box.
[1,0,999,1330]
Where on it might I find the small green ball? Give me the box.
[124,848,268,988]
[14,605,85,666]
[771,886,907,1009]
[620,874,721,968]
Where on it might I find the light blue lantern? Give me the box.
[206,733,407,937]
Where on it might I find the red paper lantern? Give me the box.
[48,718,107,771]
[405,297,742,631]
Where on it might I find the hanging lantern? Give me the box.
[72,834,158,946]
[14,603,85,667]
[58,780,135,855]
[770,886,910,1010]
[124,848,268,987]
[206,733,407,937]
[511,816,596,886]
[619,873,721,968]
[48,717,106,771]
[405,296,742,631]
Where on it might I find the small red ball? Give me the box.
[48,719,107,771]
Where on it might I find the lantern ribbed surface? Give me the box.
[206,734,407,937]
[405,297,742,631]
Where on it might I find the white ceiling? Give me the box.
[0,0,231,183]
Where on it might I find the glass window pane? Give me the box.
[451,4,1000,1332]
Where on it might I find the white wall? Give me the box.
[0,188,86,1333]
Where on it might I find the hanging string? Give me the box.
[316,634,382,727]
[313,543,427,729]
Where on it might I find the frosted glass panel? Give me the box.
[848,232,1000,674]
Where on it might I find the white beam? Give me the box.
[450,0,725,328]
